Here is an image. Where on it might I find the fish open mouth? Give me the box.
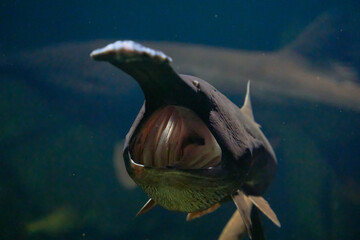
[130,105,222,169]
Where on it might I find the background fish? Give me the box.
[1,13,359,113]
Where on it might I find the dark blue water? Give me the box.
[2,1,354,51]
[1,1,359,239]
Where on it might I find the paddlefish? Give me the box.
[90,41,280,239]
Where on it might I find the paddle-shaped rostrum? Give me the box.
[91,40,280,239]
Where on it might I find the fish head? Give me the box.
[119,74,237,212]
[91,41,277,212]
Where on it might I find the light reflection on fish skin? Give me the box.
[113,141,137,189]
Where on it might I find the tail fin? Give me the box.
[218,210,246,240]
[283,11,360,64]
[250,208,265,240]
[282,10,360,80]
[226,190,280,239]
[218,206,265,240]
[232,191,253,238]
[248,196,280,227]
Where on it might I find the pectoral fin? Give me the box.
[136,198,156,216]
[232,190,253,239]
[186,203,221,221]
[248,196,281,227]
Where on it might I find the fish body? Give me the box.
[91,40,279,238]
[121,74,276,213]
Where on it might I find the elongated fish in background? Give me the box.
[1,13,358,116]
[90,41,281,239]
[146,13,360,111]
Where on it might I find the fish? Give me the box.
[1,14,358,117]
[144,13,360,112]
[1,11,358,239]
[90,40,281,239]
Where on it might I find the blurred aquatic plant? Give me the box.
[26,206,79,236]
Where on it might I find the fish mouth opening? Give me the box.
[129,105,222,169]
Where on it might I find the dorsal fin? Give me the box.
[241,81,254,121]
[248,196,281,227]
[136,198,156,216]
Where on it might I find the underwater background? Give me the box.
[1,0,359,239]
